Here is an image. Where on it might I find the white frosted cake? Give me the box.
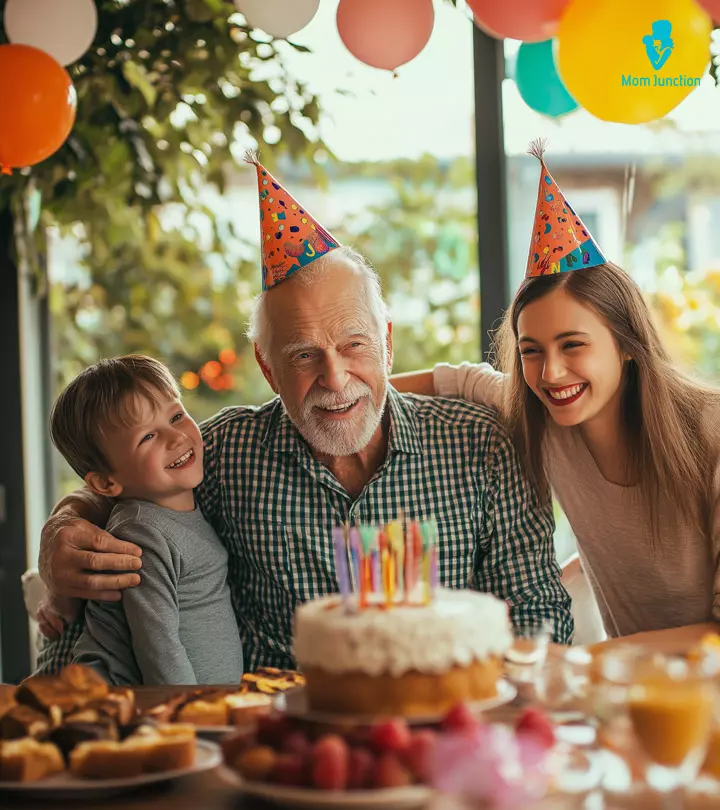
[293,587,512,717]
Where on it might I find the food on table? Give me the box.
[69,724,196,779]
[0,685,16,719]
[0,664,203,783]
[0,738,64,782]
[146,669,304,726]
[0,663,305,782]
[82,688,137,725]
[242,668,306,694]
[293,587,511,717]
[40,717,119,763]
[222,703,557,796]
[0,704,52,740]
[15,663,109,713]
[223,711,441,790]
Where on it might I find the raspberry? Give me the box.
[347,747,375,789]
[270,753,306,787]
[515,707,555,750]
[440,702,478,733]
[402,729,437,783]
[256,714,291,747]
[282,730,311,758]
[369,719,411,753]
[373,753,413,788]
[311,734,350,790]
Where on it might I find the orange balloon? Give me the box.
[337,0,434,72]
[0,44,77,172]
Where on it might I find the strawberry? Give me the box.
[373,753,413,788]
[402,728,437,783]
[440,702,478,733]
[311,734,350,790]
[369,719,411,753]
[515,707,555,750]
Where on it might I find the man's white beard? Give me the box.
[286,377,388,457]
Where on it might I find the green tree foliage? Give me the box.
[0,0,324,418]
[331,155,480,374]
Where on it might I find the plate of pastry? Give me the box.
[0,728,221,799]
[0,663,226,798]
[144,668,306,735]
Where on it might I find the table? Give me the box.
[2,639,720,810]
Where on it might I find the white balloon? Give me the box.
[234,0,320,39]
[4,0,98,67]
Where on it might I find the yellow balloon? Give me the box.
[557,0,712,124]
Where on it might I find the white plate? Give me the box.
[276,680,517,726]
[220,767,433,810]
[0,739,221,800]
[219,746,600,809]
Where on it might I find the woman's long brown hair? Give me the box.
[493,262,720,542]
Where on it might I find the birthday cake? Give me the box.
[293,587,512,718]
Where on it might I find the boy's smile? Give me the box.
[87,391,203,511]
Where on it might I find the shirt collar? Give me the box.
[261,386,424,459]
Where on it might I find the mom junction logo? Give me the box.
[622,19,702,88]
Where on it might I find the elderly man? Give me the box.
[35,163,572,675]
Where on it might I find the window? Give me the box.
[48,3,478,498]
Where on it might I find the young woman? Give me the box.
[395,261,720,641]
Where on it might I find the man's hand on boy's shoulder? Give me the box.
[36,594,83,640]
[40,512,144,602]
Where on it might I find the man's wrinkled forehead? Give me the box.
[268,268,377,346]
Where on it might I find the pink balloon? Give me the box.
[697,0,720,20]
[468,0,570,42]
[337,0,434,72]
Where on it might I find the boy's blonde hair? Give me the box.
[50,355,180,478]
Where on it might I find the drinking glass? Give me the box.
[505,620,553,685]
[626,653,716,809]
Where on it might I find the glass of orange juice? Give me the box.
[627,654,716,807]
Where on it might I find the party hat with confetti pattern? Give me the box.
[526,139,606,278]
[245,151,341,290]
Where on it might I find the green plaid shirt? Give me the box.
[37,389,572,675]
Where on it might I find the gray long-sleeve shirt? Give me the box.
[73,499,243,685]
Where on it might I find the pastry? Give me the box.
[0,737,64,782]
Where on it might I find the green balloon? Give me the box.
[515,39,579,119]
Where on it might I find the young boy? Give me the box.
[46,354,243,686]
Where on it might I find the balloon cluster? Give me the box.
[233,0,714,124]
[234,0,435,74]
[0,0,97,174]
[471,0,713,124]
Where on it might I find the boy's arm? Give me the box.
[114,521,197,685]
[473,427,574,644]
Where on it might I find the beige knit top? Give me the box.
[435,362,720,637]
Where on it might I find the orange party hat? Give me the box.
[245,151,341,291]
[526,139,606,278]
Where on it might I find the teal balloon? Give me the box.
[515,39,578,118]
